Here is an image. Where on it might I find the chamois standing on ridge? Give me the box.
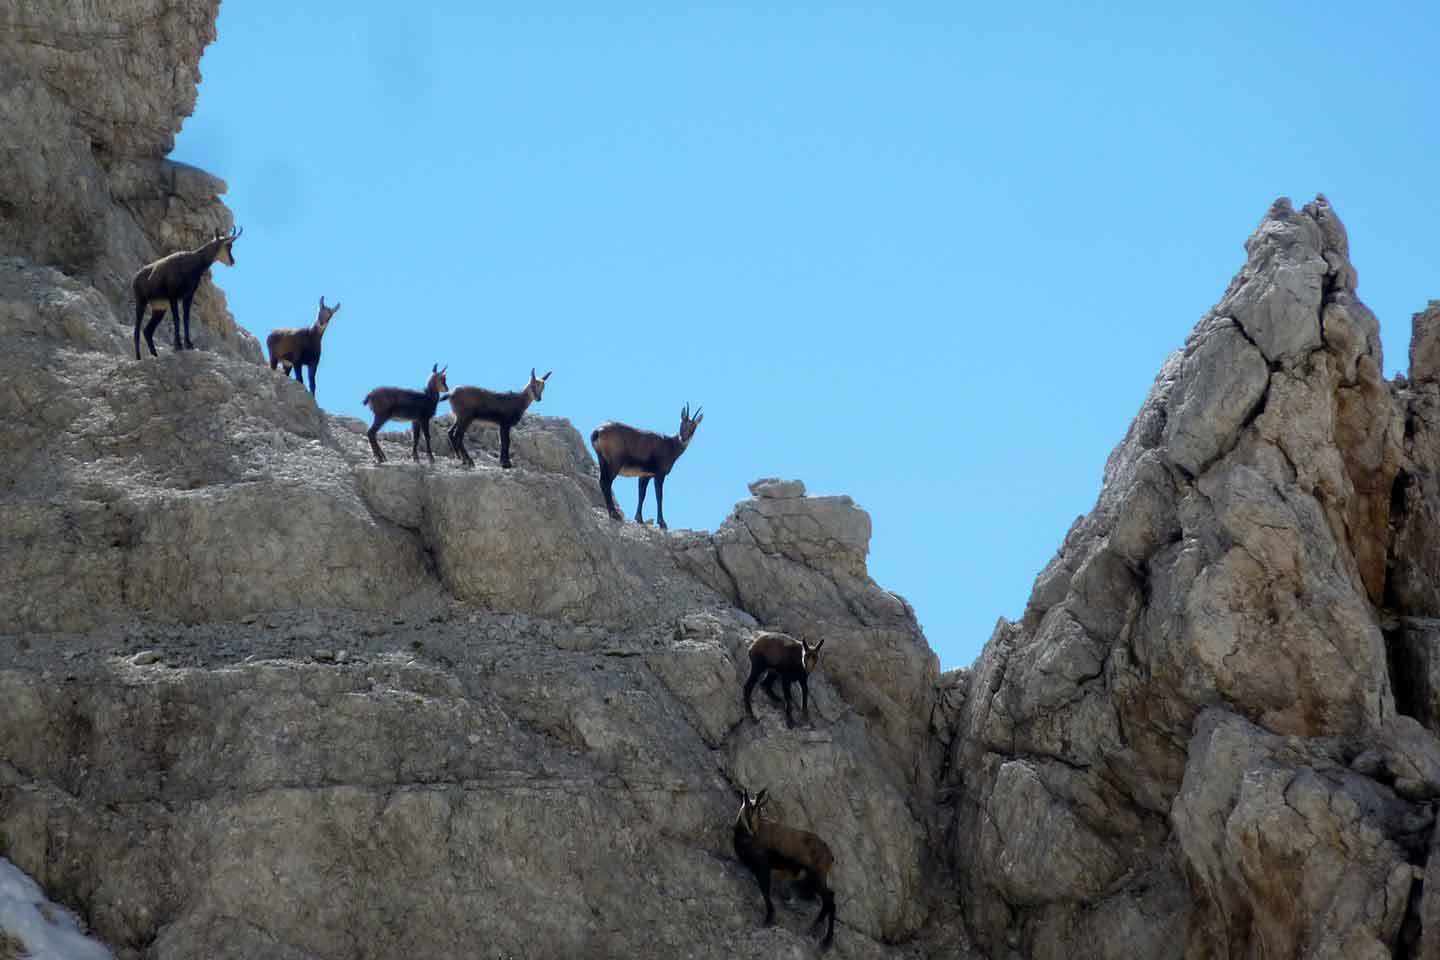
[733,789,837,949]
[744,630,825,728]
[267,296,339,396]
[362,364,450,464]
[132,226,243,360]
[590,403,703,531]
[447,368,552,469]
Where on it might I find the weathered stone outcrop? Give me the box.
[0,7,959,958]
[940,195,1440,959]
[0,0,259,361]
[11,3,1440,959]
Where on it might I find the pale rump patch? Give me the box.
[618,466,656,478]
[146,299,170,311]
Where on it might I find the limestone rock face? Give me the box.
[0,8,959,957]
[0,0,260,361]
[941,195,1440,959]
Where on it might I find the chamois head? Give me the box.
[736,788,770,835]
[801,635,825,673]
[527,367,553,403]
[429,363,450,397]
[316,296,341,335]
[679,402,703,446]
[211,225,243,266]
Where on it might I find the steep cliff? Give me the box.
[7,4,1440,960]
[940,196,1440,959]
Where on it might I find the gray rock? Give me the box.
[747,477,806,499]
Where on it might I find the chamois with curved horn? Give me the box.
[590,403,703,530]
[131,225,242,360]
[733,788,837,949]
[447,367,551,469]
[267,296,339,396]
[362,364,450,464]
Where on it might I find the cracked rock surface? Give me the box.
[939,195,1440,959]
[9,3,1440,959]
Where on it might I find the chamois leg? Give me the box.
[754,865,776,926]
[181,292,196,349]
[306,363,317,396]
[812,877,836,948]
[598,460,622,521]
[654,474,667,530]
[293,363,304,385]
[421,419,435,463]
[761,669,783,703]
[367,418,389,464]
[410,422,421,462]
[743,657,766,720]
[499,424,512,468]
[799,674,811,725]
[450,417,473,467]
[781,678,796,728]
[133,300,145,360]
[143,309,167,358]
[635,476,650,524]
[169,297,183,351]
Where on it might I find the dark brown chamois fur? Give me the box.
[268,296,339,396]
[590,403,703,530]
[362,364,450,464]
[744,631,825,727]
[447,367,552,469]
[131,226,242,360]
[733,789,837,949]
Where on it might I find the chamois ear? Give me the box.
[331,302,340,314]
[754,788,769,806]
[813,636,824,652]
[531,367,537,381]
[319,296,326,309]
[432,363,438,373]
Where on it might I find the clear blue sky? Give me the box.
[174,2,1439,670]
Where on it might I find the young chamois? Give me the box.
[743,631,825,728]
[590,403,703,530]
[131,226,243,360]
[362,364,450,464]
[267,296,339,396]
[447,368,552,469]
[733,789,837,949]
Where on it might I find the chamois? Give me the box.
[131,226,243,360]
[267,296,339,396]
[590,403,703,530]
[362,364,450,464]
[744,631,825,727]
[733,789,837,948]
[447,368,552,469]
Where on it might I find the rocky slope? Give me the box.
[6,3,1440,960]
[939,196,1440,959]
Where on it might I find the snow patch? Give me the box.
[0,858,112,960]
